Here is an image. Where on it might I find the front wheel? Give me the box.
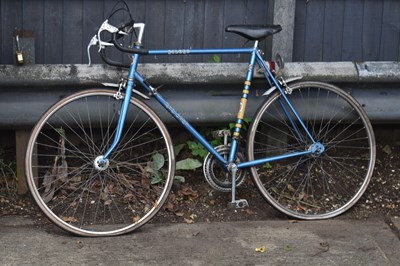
[25,89,175,236]
[247,81,375,219]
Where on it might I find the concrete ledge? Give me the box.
[357,62,400,82]
[0,63,253,86]
[283,62,359,82]
[1,61,400,87]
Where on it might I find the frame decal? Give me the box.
[167,49,191,55]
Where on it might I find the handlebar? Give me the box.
[87,19,148,67]
[112,31,148,55]
[99,49,131,68]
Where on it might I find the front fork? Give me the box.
[95,53,140,168]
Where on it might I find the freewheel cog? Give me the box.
[203,145,246,192]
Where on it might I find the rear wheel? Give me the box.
[247,81,375,219]
[25,89,175,236]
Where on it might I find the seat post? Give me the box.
[253,40,259,49]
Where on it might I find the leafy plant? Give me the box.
[174,176,186,183]
[149,120,253,185]
[228,117,252,133]
[186,140,209,161]
[146,153,165,184]
[173,144,185,156]
[0,158,17,194]
[147,146,203,185]
[263,162,272,170]
[174,158,203,183]
[208,54,221,63]
[176,158,202,170]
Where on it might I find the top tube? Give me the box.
[141,22,259,56]
[148,47,255,56]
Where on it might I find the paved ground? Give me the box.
[1,216,399,265]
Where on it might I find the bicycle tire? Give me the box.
[247,81,375,219]
[25,89,175,236]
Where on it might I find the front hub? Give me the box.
[309,142,325,156]
[94,156,110,171]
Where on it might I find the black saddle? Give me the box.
[225,25,282,41]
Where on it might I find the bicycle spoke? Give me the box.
[26,90,174,236]
[248,82,375,219]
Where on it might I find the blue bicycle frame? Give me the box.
[102,42,317,170]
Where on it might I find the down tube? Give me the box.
[134,73,228,166]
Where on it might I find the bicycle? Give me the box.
[25,3,375,236]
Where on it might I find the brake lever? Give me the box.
[87,35,98,66]
[97,20,128,49]
[87,19,133,66]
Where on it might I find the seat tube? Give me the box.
[229,43,258,163]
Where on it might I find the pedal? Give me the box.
[228,199,248,209]
[212,129,231,139]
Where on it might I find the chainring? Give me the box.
[203,145,246,192]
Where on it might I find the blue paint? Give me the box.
[103,53,140,159]
[148,48,253,56]
[102,44,318,172]
[256,53,316,144]
[237,149,313,169]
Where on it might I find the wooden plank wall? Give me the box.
[293,0,400,62]
[0,0,271,64]
[1,0,399,64]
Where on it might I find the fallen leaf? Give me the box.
[255,246,267,253]
[284,244,292,252]
[382,145,392,155]
[61,216,78,223]
[184,218,194,224]
[108,183,115,192]
[180,186,199,200]
[311,241,330,257]
[164,202,175,212]
[76,240,84,249]
[132,215,141,222]
[320,242,329,248]
[192,231,200,236]
[124,193,134,202]
[132,215,140,223]
[298,191,307,201]
[168,194,176,202]
[99,192,109,202]
[296,204,308,212]
[141,177,151,189]
[245,208,255,215]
